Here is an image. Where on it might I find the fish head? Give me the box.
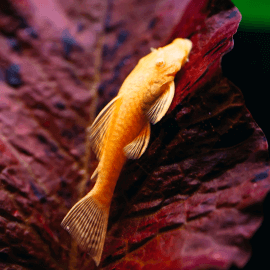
[153,38,192,79]
[141,38,192,100]
[136,38,192,81]
[133,38,192,106]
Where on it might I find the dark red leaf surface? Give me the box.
[0,0,269,269]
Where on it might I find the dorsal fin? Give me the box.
[123,122,151,159]
[88,96,120,159]
[146,80,175,124]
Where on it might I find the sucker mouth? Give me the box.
[167,73,176,78]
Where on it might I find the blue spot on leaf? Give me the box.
[8,38,21,52]
[252,171,269,183]
[116,30,129,46]
[62,29,77,58]
[77,22,84,32]
[102,44,111,58]
[115,54,131,72]
[62,129,73,140]
[228,10,237,19]
[30,181,46,202]
[54,102,66,110]
[6,64,22,87]
[18,17,28,29]
[50,142,58,153]
[98,54,132,96]
[25,27,39,39]
[103,30,129,59]
[148,17,159,29]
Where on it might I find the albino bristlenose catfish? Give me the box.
[61,38,192,266]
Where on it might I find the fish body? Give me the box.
[61,38,192,266]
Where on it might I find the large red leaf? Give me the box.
[0,0,269,269]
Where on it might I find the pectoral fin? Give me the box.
[123,122,151,159]
[146,80,175,124]
[89,96,120,159]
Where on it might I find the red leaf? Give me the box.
[0,0,269,269]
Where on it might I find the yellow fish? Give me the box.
[61,38,192,266]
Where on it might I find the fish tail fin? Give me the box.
[61,193,109,266]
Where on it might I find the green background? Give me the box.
[233,0,270,31]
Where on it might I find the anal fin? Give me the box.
[123,122,151,159]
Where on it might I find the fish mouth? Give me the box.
[166,73,176,78]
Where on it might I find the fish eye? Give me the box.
[155,58,165,67]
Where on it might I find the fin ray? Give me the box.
[146,80,175,124]
[123,122,151,159]
[90,166,99,179]
[89,96,120,159]
[61,195,109,266]
[80,200,96,248]
[85,203,99,248]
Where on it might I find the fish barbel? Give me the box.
[61,38,192,266]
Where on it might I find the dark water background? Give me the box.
[222,29,270,270]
